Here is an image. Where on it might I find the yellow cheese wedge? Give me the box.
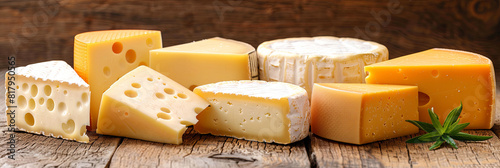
[150,37,258,90]
[6,61,90,143]
[74,30,162,131]
[257,36,388,96]
[97,66,209,144]
[365,48,496,129]
[193,80,310,144]
[311,83,419,145]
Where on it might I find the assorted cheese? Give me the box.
[150,37,258,90]
[193,80,310,144]
[257,36,388,96]
[6,61,90,143]
[365,48,496,129]
[74,30,162,131]
[97,66,209,144]
[311,83,419,145]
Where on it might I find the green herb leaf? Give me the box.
[448,123,469,135]
[429,138,444,150]
[406,135,435,143]
[442,134,458,149]
[428,108,444,135]
[405,120,436,133]
[417,131,441,142]
[450,132,493,141]
[443,103,462,132]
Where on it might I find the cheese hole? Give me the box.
[16,85,19,89]
[64,90,68,95]
[431,70,439,78]
[147,77,153,81]
[403,76,408,80]
[161,107,171,113]
[29,99,36,110]
[77,102,82,110]
[157,113,171,120]
[180,121,193,126]
[146,38,153,47]
[25,113,35,126]
[156,93,165,99]
[58,102,67,115]
[194,107,204,114]
[47,99,55,111]
[125,49,136,63]
[80,125,86,136]
[124,112,129,116]
[112,42,123,54]
[177,93,188,99]
[22,83,29,92]
[103,67,111,77]
[164,88,175,95]
[62,119,75,134]
[39,98,44,105]
[124,90,138,98]
[131,83,141,88]
[18,95,27,109]
[265,113,271,117]
[227,102,233,106]
[44,85,52,96]
[418,92,430,106]
[398,68,402,73]
[82,93,89,103]
[189,85,197,90]
[139,62,147,66]
[31,85,38,97]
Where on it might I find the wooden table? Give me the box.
[2,70,500,167]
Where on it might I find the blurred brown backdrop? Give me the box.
[1,0,499,71]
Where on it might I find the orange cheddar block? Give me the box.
[311,83,419,145]
[365,48,496,129]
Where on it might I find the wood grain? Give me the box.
[1,0,499,72]
[110,128,310,167]
[0,69,122,167]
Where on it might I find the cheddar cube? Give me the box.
[311,83,419,145]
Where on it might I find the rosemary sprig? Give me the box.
[405,103,493,150]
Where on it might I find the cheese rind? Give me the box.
[97,66,209,144]
[257,36,388,96]
[150,37,258,90]
[365,48,496,129]
[193,80,310,144]
[311,83,419,145]
[6,61,90,143]
[74,30,162,131]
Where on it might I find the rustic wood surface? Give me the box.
[1,63,500,167]
[1,0,499,72]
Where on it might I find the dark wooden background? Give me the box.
[1,0,499,71]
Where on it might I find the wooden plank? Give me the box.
[0,69,122,167]
[110,128,310,167]
[1,0,499,70]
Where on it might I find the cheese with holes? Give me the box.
[257,36,388,96]
[97,66,209,144]
[365,48,496,129]
[311,83,419,145]
[150,37,258,90]
[6,61,90,143]
[74,30,162,131]
[193,80,310,144]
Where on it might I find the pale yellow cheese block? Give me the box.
[74,30,162,131]
[97,66,209,144]
[311,83,419,145]
[193,80,310,144]
[150,37,258,90]
[6,61,90,143]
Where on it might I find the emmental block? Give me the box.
[74,29,162,131]
[6,61,90,143]
[193,80,310,144]
[365,48,496,129]
[97,66,209,144]
[311,83,419,145]
[150,37,258,90]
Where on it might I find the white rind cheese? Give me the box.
[257,36,388,96]
[194,80,310,144]
[6,61,90,143]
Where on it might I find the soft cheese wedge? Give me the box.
[257,36,388,96]
[365,48,496,129]
[150,37,258,90]
[74,29,162,131]
[6,61,90,143]
[311,83,419,145]
[193,80,310,144]
[97,66,209,144]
